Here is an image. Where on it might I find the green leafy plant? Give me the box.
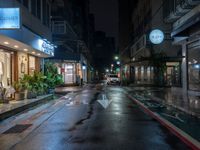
[13,80,23,93]
[44,62,63,89]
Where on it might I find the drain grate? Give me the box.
[3,124,32,134]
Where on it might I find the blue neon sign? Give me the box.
[0,8,20,29]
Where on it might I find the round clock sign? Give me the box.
[149,29,164,44]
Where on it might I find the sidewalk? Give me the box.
[0,84,90,121]
[0,94,53,121]
[125,87,200,149]
[125,86,200,149]
[126,86,200,118]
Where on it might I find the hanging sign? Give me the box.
[149,29,164,44]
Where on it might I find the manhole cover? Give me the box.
[3,124,32,134]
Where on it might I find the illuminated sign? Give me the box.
[149,29,164,44]
[37,39,55,56]
[41,41,54,56]
[0,8,20,29]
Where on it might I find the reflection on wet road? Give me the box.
[0,84,189,150]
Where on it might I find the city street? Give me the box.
[0,84,189,150]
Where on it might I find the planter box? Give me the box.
[14,92,25,101]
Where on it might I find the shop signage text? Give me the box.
[0,8,20,29]
[41,40,54,56]
[149,29,164,44]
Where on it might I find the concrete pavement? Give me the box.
[0,85,189,150]
[125,87,200,117]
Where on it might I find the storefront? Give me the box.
[171,5,200,94]
[61,62,82,85]
[132,65,154,84]
[187,41,200,92]
[48,49,86,85]
[0,28,55,87]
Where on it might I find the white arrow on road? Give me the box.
[97,94,112,109]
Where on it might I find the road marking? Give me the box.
[97,94,112,109]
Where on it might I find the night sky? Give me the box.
[90,0,119,46]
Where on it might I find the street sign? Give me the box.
[97,94,112,109]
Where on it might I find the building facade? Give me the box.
[119,0,182,86]
[164,0,200,95]
[49,0,94,85]
[0,0,54,89]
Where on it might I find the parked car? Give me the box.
[107,74,120,85]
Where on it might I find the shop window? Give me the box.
[18,53,28,78]
[0,51,11,88]
[29,56,35,75]
[188,48,200,91]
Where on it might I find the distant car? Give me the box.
[107,74,120,85]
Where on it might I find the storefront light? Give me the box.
[23,48,28,51]
[14,45,19,48]
[37,53,41,56]
[194,64,200,69]
[32,51,35,54]
[82,66,86,70]
[4,41,9,45]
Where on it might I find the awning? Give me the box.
[171,12,200,37]
[49,47,80,61]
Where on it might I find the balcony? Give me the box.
[164,0,200,23]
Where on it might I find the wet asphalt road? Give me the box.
[1,84,189,150]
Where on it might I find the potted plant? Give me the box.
[13,81,25,101]
[44,62,63,94]
[0,86,15,103]
[32,72,47,96]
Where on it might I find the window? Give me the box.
[29,56,35,75]
[31,0,36,16]
[37,0,41,19]
[47,4,50,27]
[23,0,29,9]
[42,0,47,25]
[188,48,200,91]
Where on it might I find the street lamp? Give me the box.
[114,56,119,60]
[116,61,120,65]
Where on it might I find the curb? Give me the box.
[126,94,200,150]
[0,94,53,122]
